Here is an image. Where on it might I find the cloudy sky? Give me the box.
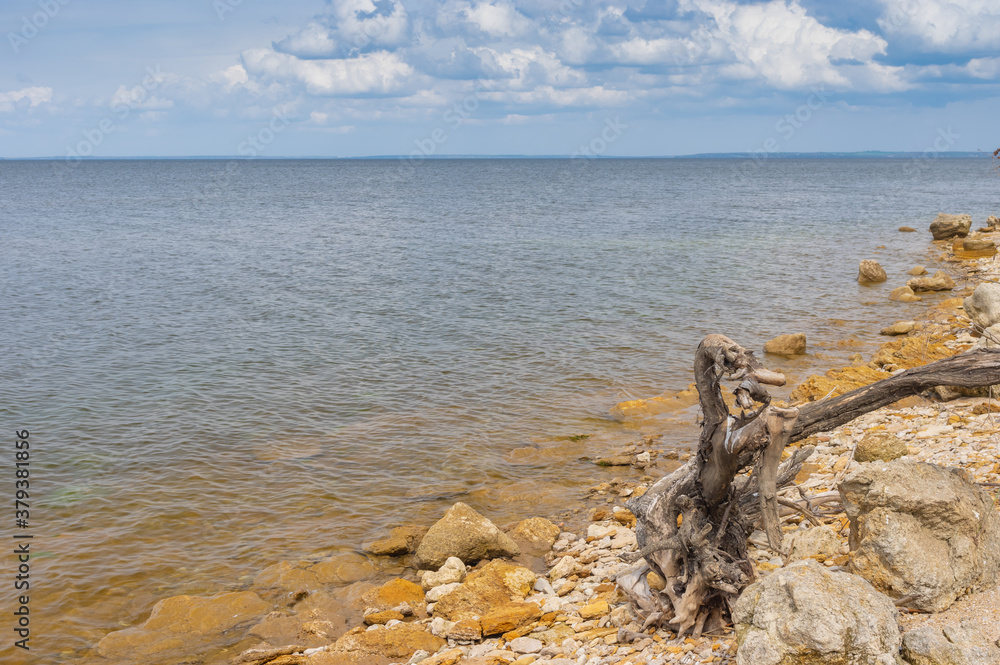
[1,0,998,157]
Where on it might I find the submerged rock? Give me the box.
[899,226,917,232]
[869,334,956,371]
[96,591,269,660]
[930,213,972,240]
[763,333,807,355]
[889,285,923,302]
[415,502,520,568]
[858,260,888,284]
[790,366,890,402]
[954,237,997,260]
[908,270,956,292]
[733,560,900,665]
[880,320,916,336]
[367,525,428,557]
[840,460,1000,612]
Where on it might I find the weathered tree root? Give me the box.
[617,339,1000,639]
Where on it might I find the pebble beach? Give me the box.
[86,212,1000,665]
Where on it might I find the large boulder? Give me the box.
[839,460,1000,612]
[506,517,561,556]
[907,270,955,292]
[733,560,901,665]
[96,591,269,660]
[763,333,806,355]
[415,502,520,568]
[858,260,888,284]
[431,560,535,622]
[902,621,1000,665]
[963,282,1000,330]
[930,213,972,240]
[782,526,842,564]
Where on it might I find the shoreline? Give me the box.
[91,214,1000,665]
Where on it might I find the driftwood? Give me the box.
[618,337,1000,640]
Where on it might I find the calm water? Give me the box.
[1,157,996,662]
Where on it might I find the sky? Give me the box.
[0,0,998,157]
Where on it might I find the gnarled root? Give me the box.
[619,335,802,638]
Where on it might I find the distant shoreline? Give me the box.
[1,152,988,161]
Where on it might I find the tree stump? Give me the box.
[616,336,1000,640]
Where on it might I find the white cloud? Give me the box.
[464,0,533,37]
[686,0,904,90]
[241,48,415,96]
[609,36,688,66]
[275,0,410,57]
[110,85,175,110]
[556,26,598,65]
[276,22,340,58]
[216,65,254,94]
[966,56,1000,79]
[877,0,1000,52]
[482,84,631,106]
[0,87,52,112]
[479,46,588,88]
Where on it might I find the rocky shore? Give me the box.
[94,213,1000,665]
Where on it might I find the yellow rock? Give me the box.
[367,525,428,557]
[480,601,542,636]
[613,508,637,528]
[870,334,956,370]
[646,571,667,591]
[335,624,446,658]
[610,384,700,420]
[415,648,465,665]
[578,599,610,620]
[534,622,576,644]
[576,626,618,641]
[97,591,269,659]
[361,578,425,611]
[432,560,535,622]
[791,366,891,403]
[363,610,404,625]
[507,517,561,555]
[448,618,482,641]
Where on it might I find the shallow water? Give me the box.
[1,157,996,662]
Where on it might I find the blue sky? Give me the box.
[1,0,998,157]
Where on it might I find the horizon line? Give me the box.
[0,151,990,161]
